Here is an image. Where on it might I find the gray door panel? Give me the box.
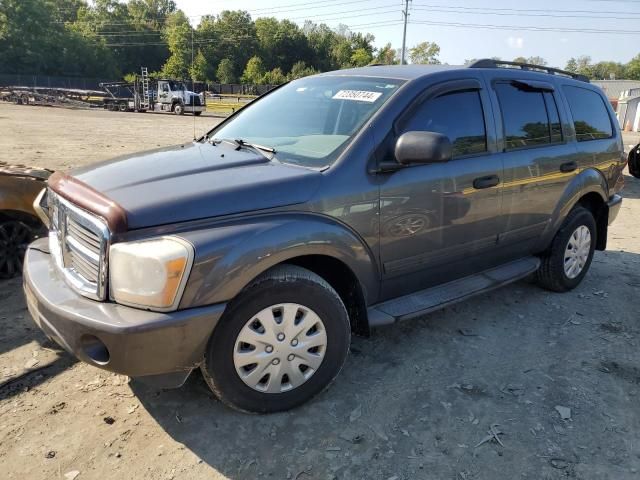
[378,78,503,299]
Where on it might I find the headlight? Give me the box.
[109,237,194,311]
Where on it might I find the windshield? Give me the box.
[168,81,185,91]
[209,75,404,168]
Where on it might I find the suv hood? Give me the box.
[70,142,322,229]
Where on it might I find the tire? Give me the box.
[0,220,36,279]
[193,111,202,116]
[173,103,184,115]
[629,143,640,179]
[201,265,351,413]
[118,102,128,112]
[536,206,596,292]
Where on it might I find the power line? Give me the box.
[411,6,640,20]
[410,19,640,35]
[412,3,640,16]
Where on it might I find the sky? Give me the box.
[172,0,640,68]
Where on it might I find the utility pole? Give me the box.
[400,0,411,65]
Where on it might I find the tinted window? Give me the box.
[404,90,487,157]
[495,82,562,150]
[563,86,613,142]
[544,92,563,143]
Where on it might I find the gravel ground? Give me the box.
[1,103,640,480]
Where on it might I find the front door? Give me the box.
[379,79,503,300]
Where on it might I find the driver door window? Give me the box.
[403,90,487,157]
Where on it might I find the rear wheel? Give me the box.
[118,101,128,112]
[201,265,350,413]
[536,206,596,292]
[193,111,202,116]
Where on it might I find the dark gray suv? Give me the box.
[24,60,625,413]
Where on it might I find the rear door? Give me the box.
[488,77,578,254]
[379,78,504,299]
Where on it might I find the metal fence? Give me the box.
[0,73,110,90]
[0,74,280,96]
[206,83,279,95]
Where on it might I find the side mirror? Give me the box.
[395,131,452,166]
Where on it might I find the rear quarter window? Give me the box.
[562,86,613,142]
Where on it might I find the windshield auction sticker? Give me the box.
[332,90,382,102]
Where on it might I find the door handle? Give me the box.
[473,175,500,189]
[560,161,578,173]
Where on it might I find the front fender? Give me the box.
[536,167,608,250]
[177,213,379,309]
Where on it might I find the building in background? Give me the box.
[617,88,640,132]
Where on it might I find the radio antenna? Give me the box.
[191,26,196,140]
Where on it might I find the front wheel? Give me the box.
[201,265,351,413]
[173,103,184,115]
[536,206,596,292]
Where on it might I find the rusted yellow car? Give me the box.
[0,163,51,278]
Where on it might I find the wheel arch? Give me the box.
[281,255,369,336]
[177,214,379,335]
[537,168,609,252]
[0,209,41,226]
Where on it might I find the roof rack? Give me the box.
[468,59,589,83]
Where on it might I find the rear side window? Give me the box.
[563,86,613,142]
[495,82,563,150]
[404,90,487,157]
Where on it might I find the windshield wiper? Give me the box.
[210,137,276,160]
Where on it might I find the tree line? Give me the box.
[1,0,639,84]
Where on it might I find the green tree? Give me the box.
[212,10,258,79]
[241,56,265,84]
[190,50,209,82]
[627,54,640,80]
[565,55,593,78]
[526,56,547,66]
[375,43,397,65]
[256,17,310,72]
[288,61,317,80]
[161,10,192,79]
[591,61,626,80]
[303,21,337,71]
[408,42,441,64]
[351,48,372,67]
[262,67,286,85]
[216,58,236,83]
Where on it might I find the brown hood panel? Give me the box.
[48,171,127,233]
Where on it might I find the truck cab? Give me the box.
[154,80,205,115]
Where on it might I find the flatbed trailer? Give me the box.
[0,86,104,108]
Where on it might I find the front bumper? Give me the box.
[607,194,622,225]
[23,238,225,387]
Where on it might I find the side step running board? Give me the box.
[368,257,540,327]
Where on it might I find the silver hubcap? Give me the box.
[564,225,591,279]
[233,303,327,393]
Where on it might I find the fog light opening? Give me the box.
[80,334,110,365]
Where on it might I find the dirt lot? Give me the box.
[1,103,640,480]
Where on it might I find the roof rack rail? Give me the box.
[468,59,589,83]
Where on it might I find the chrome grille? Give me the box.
[47,190,110,300]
